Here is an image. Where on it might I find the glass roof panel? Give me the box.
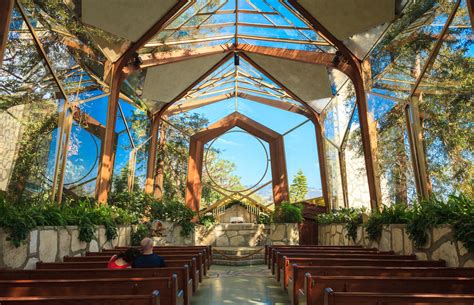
[369,0,459,100]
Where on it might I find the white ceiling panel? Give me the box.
[82,0,178,42]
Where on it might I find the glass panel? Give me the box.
[343,107,371,210]
[367,93,416,205]
[322,80,357,147]
[418,0,473,198]
[369,1,458,99]
[0,8,60,200]
[324,139,344,209]
[284,121,322,202]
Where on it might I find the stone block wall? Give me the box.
[318,224,473,267]
[152,222,299,247]
[0,226,132,269]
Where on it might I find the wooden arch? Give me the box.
[185,112,289,212]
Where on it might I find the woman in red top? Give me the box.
[107,248,141,269]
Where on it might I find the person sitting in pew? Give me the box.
[107,248,140,269]
[132,237,166,268]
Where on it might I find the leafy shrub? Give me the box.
[257,212,271,224]
[317,208,363,242]
[272,202,303,223]
[151,199,197,237]
[365,204,409,242]
[406,194,473,249]
[0,196,136,246]
[131,223,151,246]
[199,213,216,228]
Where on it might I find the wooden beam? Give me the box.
[237,92,310,118]
[468,0,474,31]
[0,0,13,67]
[141,43,234,67]
[313,116,331,210]
[185,112,289,212]
[165,92,235,115]
[145,114,160,194]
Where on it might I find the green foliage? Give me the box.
[272,202,303,223]
[199,213,216,229]
[150,199,197,237]
[405,194,474,250]
[290,169,308,202]
[365,204,410,241]
[131,223,151,246]
[0,195,136,247]
[257,212,271,225]
[317,208,364,242]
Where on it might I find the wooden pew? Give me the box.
[269,248,387,272]
[64,254,205,283]
[36,259,200,293]
[266,246,370,267]
[114,245,212,268]
[0,276,183,305]
[0,267,193,305]
[0,294,160,305]
[289,266,474,305]
[299,275,474,305]
[274,253,417,282]
[99,248,210,273]
[324,288,474,305]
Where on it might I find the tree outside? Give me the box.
[290,169,308,202]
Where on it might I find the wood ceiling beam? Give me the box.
[165,92,235,115]
[0,0,14,67]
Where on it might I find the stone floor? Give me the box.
[190,265,291,305]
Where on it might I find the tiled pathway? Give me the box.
[190,264,291,305]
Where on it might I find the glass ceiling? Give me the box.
[140,0,335,56]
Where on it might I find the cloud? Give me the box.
[215,138,240,146]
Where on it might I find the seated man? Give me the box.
[132,237,166,268]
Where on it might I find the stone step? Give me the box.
[212,258,265,266]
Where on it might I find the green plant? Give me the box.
[150,199,197,237]
[317,208,363,242]
[131,223,150,246]
[365,204,409,242]
[199,213,216,228]
[257,212,271,224]
[272,202,303,223]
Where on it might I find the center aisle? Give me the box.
[190,265,291,305]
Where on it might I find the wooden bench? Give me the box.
[299,275,474,305]
[281,257,445,288]
[65,254,204,283]
[274,253,417,282]
[266,246,370,267]
[269,248,388,272]
[0,267,193,305]
[0,276,183,305]
[99,248,210,272]
[36,259,200,293]
[0,294,160,305]
[289,266,474,305]
[114,245,212,267]
[324,288,474,305]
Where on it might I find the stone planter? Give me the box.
[318,223,473,267]
[0,225,132,269]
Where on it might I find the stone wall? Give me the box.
[152,222,299,247]
[0,226,132,269]
[318,224,473,267]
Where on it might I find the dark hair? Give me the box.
[117,248,141,263]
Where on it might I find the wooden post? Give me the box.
[338,149,349,208]
[145,114,160,194]
[406,95,431,199]
[95,64,121,203]
[154,119,168,200]
[0,0,13,67]
[314,118,331,210]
